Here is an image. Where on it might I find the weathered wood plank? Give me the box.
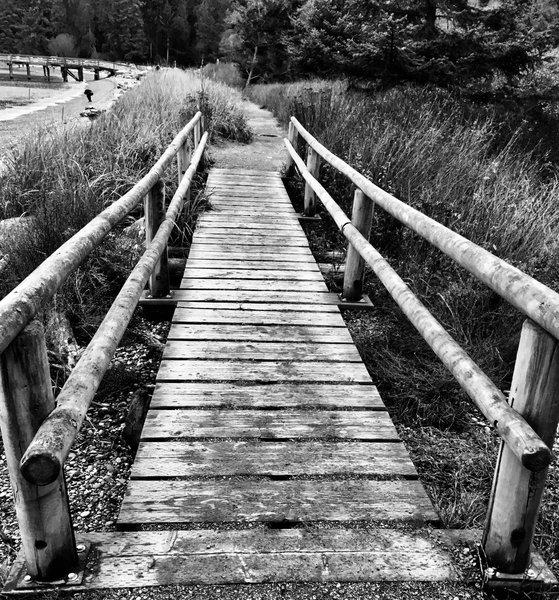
[167,324,353,342]
[188,246,314,259]
[209,183,286,190]
[209,196,292,202]
[172,290,340,304]
[179,279,329,292]
[131,441,418,478]
[149,382,382,409]
[0,528,508,589]
[173,302,339,312]
[141,410,392,440]
[118,479,439,524]
[194,237,310,247]
[157,360,371,383]
[185,260,322,271]
[197,228,308,239]
[162,341,362,362]
[200,216,299,225]
[197,222,302,231]
[208,203,295,211]
[182,269,324,281]
[211,168,279,174]
[209,186,289,193]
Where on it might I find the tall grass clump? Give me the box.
[248,80,559,567]
[0,68,251,335]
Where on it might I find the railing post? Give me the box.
[0,320,78,581]
[483,319,559,573]
[144,179,170,298]
[342,188,374,301]
[177,142,191,203]
[193,118,204,171]
[285,121,297,174]
[303,146,321,217]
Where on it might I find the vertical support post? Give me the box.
[26,63,31,80]
[285,120,297,173]
[77,66,83,82]
[45,66,50,82]
[94,68,100,81]
[144,180,170,298]
[483,319,559,573]
[194,119,201,150]
[193,118,204,171]
[61,67,68,83]
[0,321,78,581]
[303,146,321,217]
[342,188,374,301]
[177,143,191,203]
[8,62,13,80]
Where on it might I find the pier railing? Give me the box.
[285,116,559,580]
[0,112,206,584]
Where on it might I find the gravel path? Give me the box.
[209,100,287,171]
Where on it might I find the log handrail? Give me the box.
[0,111,202,356]
[284,137,551,472]
[290,117,559,344]
[285,116,559,577]
[20,133,208,486]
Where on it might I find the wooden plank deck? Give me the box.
[116,168,443,583]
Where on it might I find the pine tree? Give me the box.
[220,0,299,83]
[289,0,538,88]
[195,0,230,62]
[0,0,26,53]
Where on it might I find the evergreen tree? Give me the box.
[220,0,299,83]
[289,0,538,88]
[0,0,26,53]
[195,0,230,62]
[103,0,147,61]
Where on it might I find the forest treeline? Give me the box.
[1,0,559,92]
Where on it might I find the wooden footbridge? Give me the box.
[0,54,125,82]
[0,110,558,594]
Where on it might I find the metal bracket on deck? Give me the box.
[477,544,558,593]
[335,293,374,310]
[138,290,177,307]
[296,213,322,222]
[4,542,91,593]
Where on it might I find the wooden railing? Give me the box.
[0,112,206,583]
[285,117,559,579]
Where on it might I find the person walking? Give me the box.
[84,88,94,102]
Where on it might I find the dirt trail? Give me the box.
[209,100,287,171]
